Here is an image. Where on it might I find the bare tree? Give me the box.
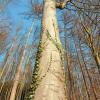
[25,0,71,100]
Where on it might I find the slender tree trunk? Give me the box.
[26,0,67,100]
[73,41,90,99]
[81,24,100,72]
[9,22,34,100]
[91,47,100,73]
[64,23,73,100]
[78,41,97,100]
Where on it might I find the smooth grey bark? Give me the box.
[34,0,67,99]
[26,0,68,100]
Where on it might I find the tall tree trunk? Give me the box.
[9,22,34,100]
[25,0,67,100]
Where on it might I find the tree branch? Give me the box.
[56,0,70,9]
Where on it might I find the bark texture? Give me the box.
[25,0,67,100]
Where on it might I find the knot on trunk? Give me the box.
[56,0,70,9]
[56,2,65,9]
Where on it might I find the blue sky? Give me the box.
[0,0,34,64]
[0,0,76,65]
